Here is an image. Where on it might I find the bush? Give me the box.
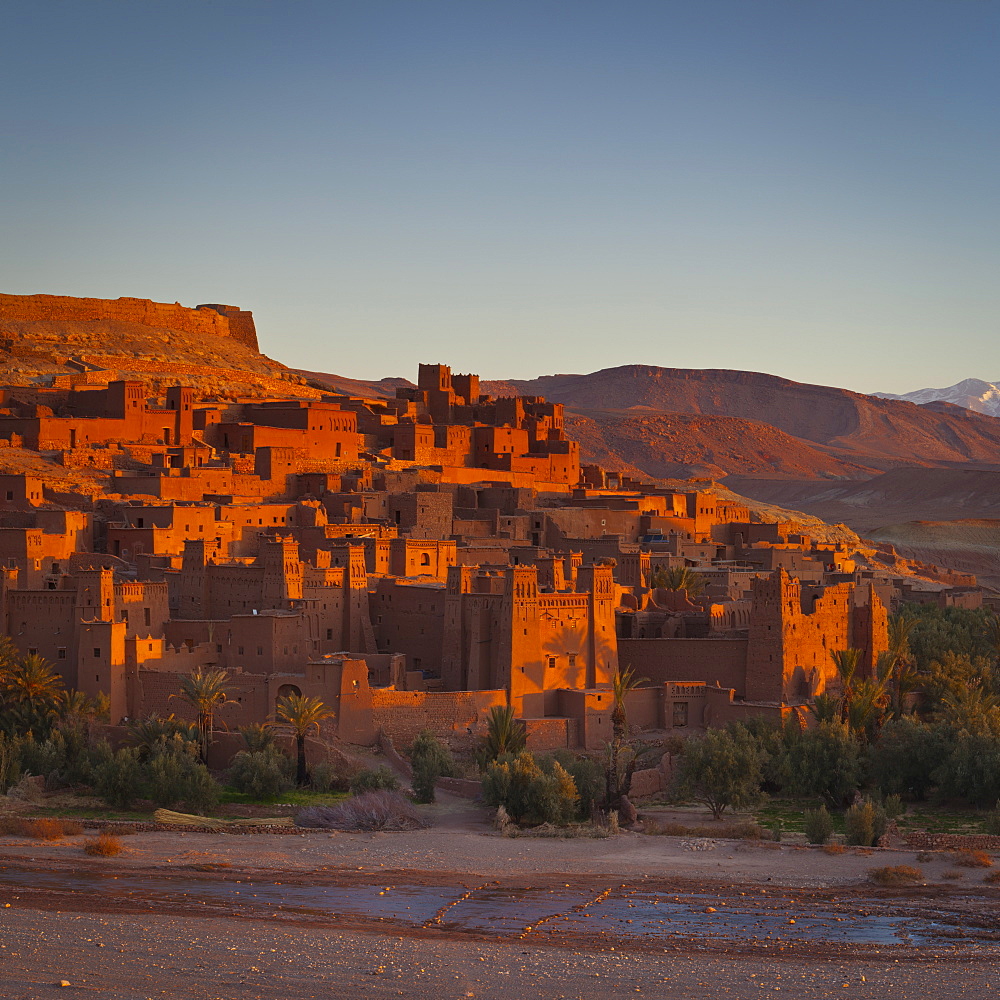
[146,748,219,813]
[0,732,22,793]
[933,729,1000,807]
[481,751,578,826]
[408,730,456,804]
[308,760,339,793]
[94,748,144,810]
[882,793,904,821]
[954,849,993,868]
[784,722,862,807]
[985,805,1000,835]
[296,790,425,831]
[868,864,923,885]
[548,750,605,819]
[804,805,834,845]
[673,728,765,819]
[349,766,400,795]
[84,832,124,857]
[845,797,888,847]
[228,746,294,800]
[0,817,83,839]
[869,718,946,801]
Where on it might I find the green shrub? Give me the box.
[882,793,904,821]
[411,757,439,804]
[784,722,862,807]
[94,748,144,810]
[844,796,888,847]
[228,746,294,800]
[673,728,765,819]
[408,730,456,803]
[0,732,23,793]
[549,750,605,818]
[147,747,219,813]
[984,803,1000,835]
[308,760,340,793]
[803,804,834,845]
[350,766,400,795]
[481,751,579,826]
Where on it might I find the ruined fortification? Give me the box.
[0,293,259,351]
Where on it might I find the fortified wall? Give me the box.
[0,294,258,351]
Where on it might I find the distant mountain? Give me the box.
[874,378,1000,418]
[482,366,1000,477]
[298,369,414,398]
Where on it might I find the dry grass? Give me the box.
[295,790,425,832]
[0,817,84,840]
[915,851,936,863]
[822,843,846,855]
[942,869,964,880]
[643,818,762,840]
[868,864,923,886]
[953,849,993,868]
[982,870,1000,884]
[84,833,124,857]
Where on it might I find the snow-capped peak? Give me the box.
[874,378,1000,417]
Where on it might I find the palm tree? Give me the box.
[940,683,1000,730]
[478,705,527,767]
[648,565,706,597]
[239,722,276,752]
[124,715,200,760]
[0,653,65,736]
[606,664,649,810]
[173,668,232,761]
[274,693,333,785]
[830,648,861,724]
[808,691,842,724]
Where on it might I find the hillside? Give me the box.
[566,411,876,480]
[0,293,317,399]
[482,366,1000,474]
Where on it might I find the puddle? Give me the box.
[0,867,993,950]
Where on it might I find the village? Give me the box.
[0,305,987,775]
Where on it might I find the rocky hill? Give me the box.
[0,293,317,398]
[481,366,1000,475]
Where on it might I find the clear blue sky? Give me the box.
[2,1,997,392]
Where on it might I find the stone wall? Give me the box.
[370,688,506,746]
[904,832,1000,851]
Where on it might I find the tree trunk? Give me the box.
[296,734,308,786]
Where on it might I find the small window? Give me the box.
[547,655,556,669]
[93,648,101,658]
[27,647,37,656]
[57,648,66,659]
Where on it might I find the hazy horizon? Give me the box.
[3,0,997,393]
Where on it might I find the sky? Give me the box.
[1,1,997,393]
